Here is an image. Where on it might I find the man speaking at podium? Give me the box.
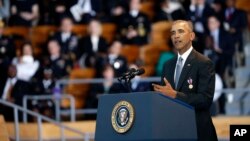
[152,20,218,141]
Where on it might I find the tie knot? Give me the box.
[178,57,183,62]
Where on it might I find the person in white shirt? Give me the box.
[12,42,39,82]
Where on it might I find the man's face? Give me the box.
[208,16,220,31]
[170,22,194,53]
[61,18,73,33]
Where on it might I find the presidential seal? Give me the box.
[111,101,135,134]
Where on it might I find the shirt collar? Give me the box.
[178,46,193,62]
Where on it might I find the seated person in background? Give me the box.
[9,0,39,26]
[51,17,79,65]
[206,15,235,87]
[86,65,124,108]
[70,0,101,24]
[129,63,151,92]
[222,0,247,57]
[154,0,186,22]
[0,64,31,105]
[38,0,72,25]
[31,68,55,120]
[118,0,151,45]
[77,19,108,67]
[0,64,31,121]
[101,0,128,23]
[186,0,215,53]
[95,40,128,77]
[155,40,176,76]
[42,40,73,79]
[12,42,40,82]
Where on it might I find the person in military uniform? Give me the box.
[118,0,151,45]
[42,40,73,79]
[95,40,128,77]
[50,17,79,65]
[0,20,15,82]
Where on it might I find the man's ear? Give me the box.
[190,32,195,41]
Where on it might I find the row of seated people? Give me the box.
[1,0,249,25]
[1,15,249,92]
[1,0,248,49]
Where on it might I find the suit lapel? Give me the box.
[176,50,196,90]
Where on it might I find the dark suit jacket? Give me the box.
[0,79,31,106]
[77,36,108,67]
[187,3,215,33]
[52,32,79,54]
[153,9,186,22]
[161,49,217,141]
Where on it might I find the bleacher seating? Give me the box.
[63,68,96,109]
[101,23,117,44]
[151,21,172,46]
[120,45,140,64]
[0,115,9,141]
[30,25,57,55]
[72,24,88,38]
[236,0,250,12]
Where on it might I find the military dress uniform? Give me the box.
[118,12,151,45]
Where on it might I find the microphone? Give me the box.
[118,68,145,81]
[118,68,136,81]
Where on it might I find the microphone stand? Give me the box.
[118,75,133,93]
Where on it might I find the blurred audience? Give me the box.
[86,65,123,108]
[12,42,40,82]
[96,40,128,77]
[154,0,185,22]
[38,0,73,25]
[155,41,176,76]
[222,0,247,55]
[206,15,235,87]
[9,0,39,26]
[102,0,128,22]
[0,64,31,106]
[51,17,79,65]
[118,0,151,45]
[70,0,101,24]
[0,20,15,81]
[0,0,10,23]
[77,19,108,67]
[187,0,215,53]
[42,40,73,79]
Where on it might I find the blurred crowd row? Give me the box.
[0,0,250,118]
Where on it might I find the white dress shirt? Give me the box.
[91,35,99,52]
[174,46,193,82]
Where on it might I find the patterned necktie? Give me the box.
[175,57,183,89]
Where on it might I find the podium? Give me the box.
[95,92,197,141]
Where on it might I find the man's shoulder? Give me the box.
[193,50,213,65]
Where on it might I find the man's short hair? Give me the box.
[172,20,194,32]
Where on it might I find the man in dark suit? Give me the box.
[152,20,217,141]
[206,15,235,82]
[223,0,247,54]
[77,19,108,67]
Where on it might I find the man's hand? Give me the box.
[152,78,177,98]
